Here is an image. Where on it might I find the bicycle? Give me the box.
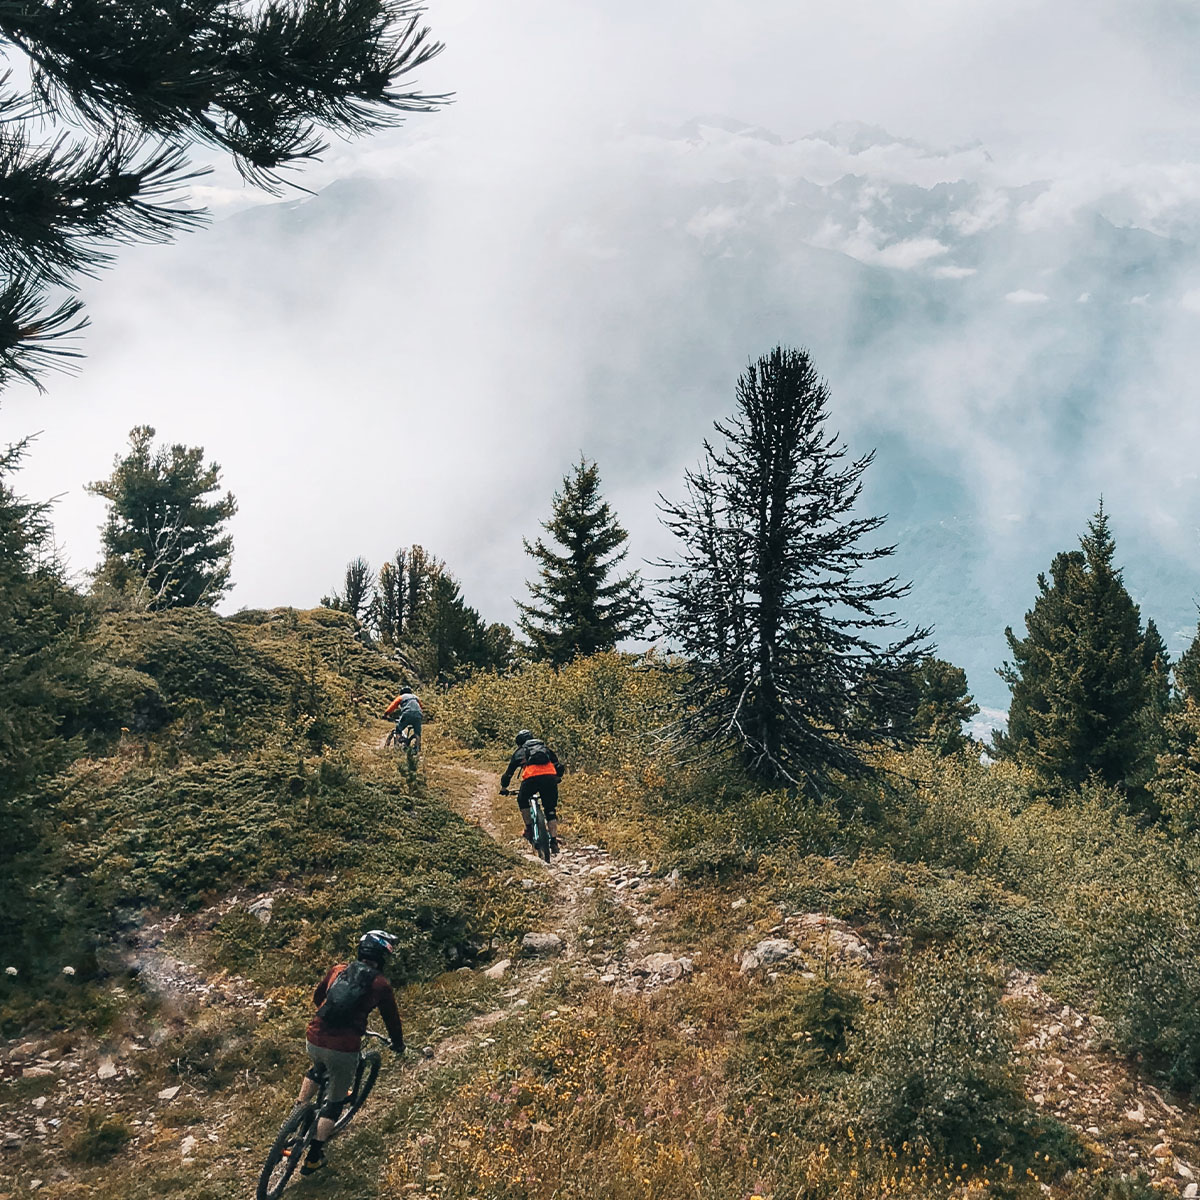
[384,722,421,765]
[500,787,552,863]
[256,1030,388,1199]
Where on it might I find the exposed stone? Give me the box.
[521,932,565,957]
[731,898,747,910]
[157,1085,181,1101]
[740,938,796,973]
[180,1134,198,1157]
[247,897,274,925]
[21,1067,54,1080]
[96,1059,118,1080]
[483,958,512,981]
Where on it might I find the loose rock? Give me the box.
[521,932,565,957]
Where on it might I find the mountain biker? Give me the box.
[294,930,406,1176]
[383,686,422,749]
[500,730,564,855]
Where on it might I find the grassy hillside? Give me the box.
[2,642,1199,1199]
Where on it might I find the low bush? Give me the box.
[437,652,679,773]
[852,948,1027,1161]
[67,1109,132,1163]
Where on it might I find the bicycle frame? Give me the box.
[257,1031,388,1199]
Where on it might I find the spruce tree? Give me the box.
[658,346,928,789]
[0,1,444,391]
[1176,620,1200,703]
[374,554,408,646]
[518,456,649,666]
[322,556,373,620]
[0,440,89,794]
[994,504,1155,790]
[88,426,237,609]
[908,655,980,756]
[408,565,515,681]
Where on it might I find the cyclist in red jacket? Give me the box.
[294,930,405,1176]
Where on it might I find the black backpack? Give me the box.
[316,960,376,1027]
[524,739,552,767]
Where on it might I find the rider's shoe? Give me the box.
[521,828,533,844]
[550,837,561,855]
[300,1153,327,1177]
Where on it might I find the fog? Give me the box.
[5,0,1200,710]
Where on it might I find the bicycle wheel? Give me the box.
[530,798,552,863]
[257,1103,316,1200]
[333,1051,381,1133]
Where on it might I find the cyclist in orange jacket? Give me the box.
[383,686,422,750]
[500,730,564,854]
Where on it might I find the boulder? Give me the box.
[520,932,565,958]
[740,938,796,973]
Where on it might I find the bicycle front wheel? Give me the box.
[333,1051,381,1133]
[257,1103,316,1200]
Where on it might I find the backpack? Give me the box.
[316,960,377,1027]
[524,739,552,767]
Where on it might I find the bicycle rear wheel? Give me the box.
[530,798,552,863]
[257,1103,315,1200]
[333,1051,381,1133]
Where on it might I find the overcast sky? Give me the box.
[5,0,1200,707]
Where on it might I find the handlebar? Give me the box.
[363,1030,401,1052]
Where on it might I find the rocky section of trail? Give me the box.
[1006,971,1200,1194]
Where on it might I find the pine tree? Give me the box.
[994,504,1155,790]
[87,426,237,609]
[322,556,373,620]
[0,440,90,795]
[374,554,409,646]
[1176,620,1200,703]
[408,566,515,681]
[518,456,649,666]
[908,656,980,756]
[0,1,444,391]
[658,346,928,789]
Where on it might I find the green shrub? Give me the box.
[852,948,1027,1160]
[68,1110,132,1162]
[438,652,679,772]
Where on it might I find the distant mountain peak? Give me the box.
[804,121,927,154]
[672,115,785,145]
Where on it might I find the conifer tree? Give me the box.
[322,556,374,620]
[1176,621,1200,703]
[908,655,980,756]
[408,566,515,681]
[518,456,649,666]
[0,440,89,795]
[0,1,444,391]
[88,426,237,609]
[658,346,927,789]
[994,504,1156,790]
[374,554,409,646]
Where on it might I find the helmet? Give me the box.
[357,929,397,963]
[515,730,533,747]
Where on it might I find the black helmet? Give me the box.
[515,730,533,747]
[357,929,397,963]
